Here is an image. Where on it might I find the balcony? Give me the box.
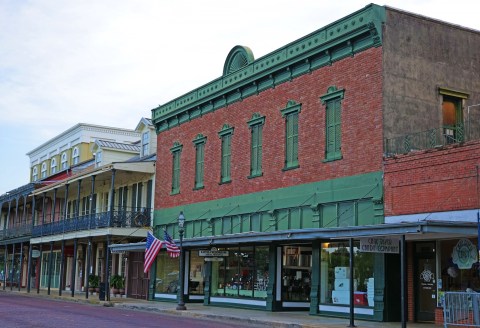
[384,124,478,156]
[0,224,33,240]
[31,207,151,238]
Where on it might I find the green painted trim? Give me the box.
[170,141,183,153]
[247,113,265,127]
[320,86,345,103]
[280,100,302,117]
[154,171,383,234]
[152,4,386,132]
[438,87,469,99]
[218,124,234,137]
[193,134,207,145]
[223,45,255,76]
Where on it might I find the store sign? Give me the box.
[204,257,224,262]
[359,237,400,254]
[31,250,41,258]
[199,250,229,257]
[452,238,477,269]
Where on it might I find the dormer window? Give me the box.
[61,152,68,170]
[142,132,150,156]
[41,162,47,178]
[95,151,102,167]
[72,147,79,165]
[51,158,57,174]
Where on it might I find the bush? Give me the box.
[88,275,99,288]
[110,275,124,289]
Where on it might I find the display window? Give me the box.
[154,252,179,294]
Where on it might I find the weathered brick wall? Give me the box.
[156,47,384,209]
[384,140,480,216]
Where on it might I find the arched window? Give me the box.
[61,152,68,169]
[72,147,80,165]
[32,167,38,181]
[41,162,47,178]
[51,158,57,174]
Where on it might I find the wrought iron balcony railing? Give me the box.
[384,124,474,156]
[0,224,33,241]
[31,208,151,238]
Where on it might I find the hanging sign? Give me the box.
[199,250,229,257]
[31,250,41,258]
[359,237,400,253]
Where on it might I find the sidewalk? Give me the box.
[0,288,441,328]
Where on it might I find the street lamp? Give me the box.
[176,211,187,311]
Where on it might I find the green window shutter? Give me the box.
[218,125,234,183]
[320,86,345,161]
[170,142,183,194]
[193,134,207,189]
[280,100,301,170]
[247,113,265,178]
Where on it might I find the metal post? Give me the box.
[47,241,53,295]
[400,235,407,328]
[59,240,65,296]
[86,237,92,299]
[105,235,111,302]
[348,238,355,327]
[37,244,42,294]
[18,242,23,292]
[109,170,116,227]
[71,238,77,297]
[3,244,7,290]
[27,243,32,293]
[10,243,15,291]
[177,211,186,310]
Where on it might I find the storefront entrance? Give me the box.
[414,242,436,322]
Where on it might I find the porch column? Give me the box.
[63,184,69,230]
[108,169,116,226]
[14,198,19,229]
[89,175,95,230]
[105,235,111,301]
[400,235,407,328]
[59,240,65,296]
[47,241,53,295]
[76,181,81,219]
[70,238,77,297]
[52,189,57,223]
[18,242,23,291]
[27,243,33,293]
[41,193,46,236]
[6,201,11,231]
[22,195,27,226]
[348,238,355,327]
[37,244,43,294]
[10,243,15,291]
[2,244,7,290]
[85,237,92,299]
[309,240,321,315]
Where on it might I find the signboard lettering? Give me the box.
[359,237,400,254]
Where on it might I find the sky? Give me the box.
[1,0,479,195]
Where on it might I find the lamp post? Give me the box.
[176,211,187,311]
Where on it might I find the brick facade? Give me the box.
[384,140,480,216]
[155,47,384,209]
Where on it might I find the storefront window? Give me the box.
[189,251,204,295]
[154,252,179,294]
[438,238,480,305]
[321,241,374,307]
[210,246,269,299]
[282,245,312,301]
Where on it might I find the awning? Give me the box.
[109,242,146,254]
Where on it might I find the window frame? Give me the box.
[142,131,150,157]
[41,162,47,178]
[61,152,68,170]
[50,157,57,174]
[72,147,80,165]
[247,113,265,178]
[170,142,183,195]
[280,100,301,170]
[193,134,207,190]
[218,125,234,184]
[320,86,345,162]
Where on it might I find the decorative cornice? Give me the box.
[152,4,385,133]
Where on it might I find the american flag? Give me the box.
[144,231,163,273]
[163,229,180,258]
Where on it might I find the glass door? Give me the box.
[415,242,436,322]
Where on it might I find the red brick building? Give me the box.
[151,4,480,324]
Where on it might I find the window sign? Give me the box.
[359,237,400,253]
[451,238,477,269]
